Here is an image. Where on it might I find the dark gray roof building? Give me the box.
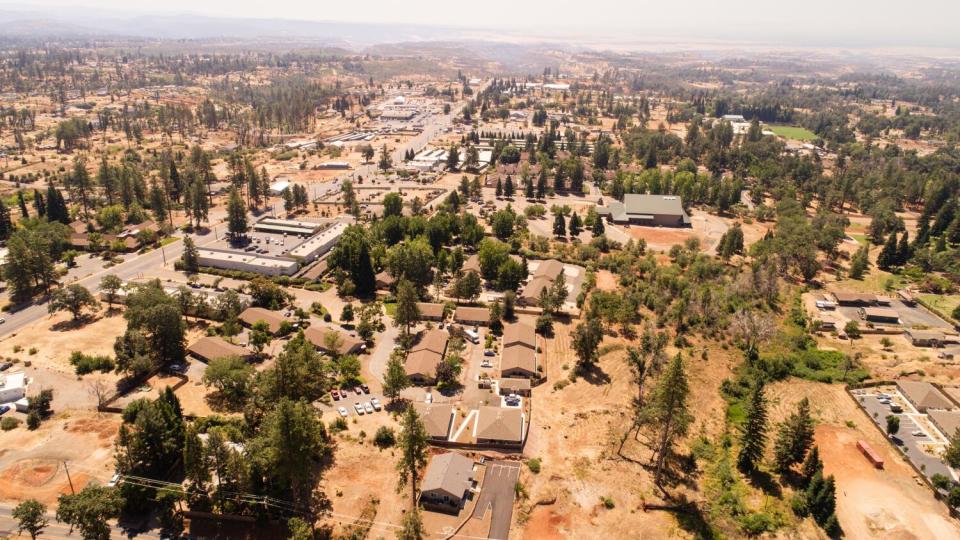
[597,194,691,227]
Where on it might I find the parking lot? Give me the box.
[853,388,954,482]
[472,460,520,540]
[318,386,388,419]
[205,229,311,258]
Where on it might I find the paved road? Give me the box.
[472,460,520,540]
[0,503,160,539]
[0,224,225,341]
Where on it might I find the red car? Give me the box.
[331,390,340,401]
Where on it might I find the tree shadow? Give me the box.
[744,467,783,497]
[50,313,99,332]
[385,397,409,414]
[577,363,611,385]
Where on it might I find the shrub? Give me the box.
[740,512,776,535]
[330,417,348,432]
[1,416,20,430]
[374,426,396,448]
[68,351,115,375]
[526,458,541,474]
[932,473,952,491]
[600,496,615,509]
[26,411,40,430]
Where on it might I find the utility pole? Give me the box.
[63,460,75,494]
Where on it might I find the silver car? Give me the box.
[354,402,365,415]
[364,402,374,414]
[338,406,349,418]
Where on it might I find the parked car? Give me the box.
[0,318,6,324]
[353,386,363,395]
[361,384,370,394]
[890,405,903,413]
[0,362,12,371]
[425,392,433,403]
[331,390,340,401]
[338,407,349,418]
[168,363,186,374]
[364,402,374,414]
[484,350,496,357]
[371,397,382,411]
[354,402,365,415]
[108,473,121,487]
[912,430,925,437]
[0,405,10,415]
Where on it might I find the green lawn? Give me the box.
[768,125,818,141]
[919,294,960,321]
[849,233,868,246]
[383,301,397,318]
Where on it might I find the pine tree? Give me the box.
[643,354,691,486]
[553,212,566,237]
[524,178,534,199]
[773,397,815,473]
[738,379,768,472]
[896,231,911,265]
[504,176,515,198]
[396,406,429,505]
[592,215,605,237]
[876,232,899,270]
[32,189,44,218]
[383,350,410,401]
[800,446,823,486]
[226,187,247,241]
[0,199,11,240]
[849,244,870,279]
[181,237,199,273]
[17,191,28,219]
[536,169,547,199]
[569,212,582,236]
[495,178,503,198]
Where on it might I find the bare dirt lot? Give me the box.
[0,411,120,506]
[767,380,960,539]
[516,323,739,539]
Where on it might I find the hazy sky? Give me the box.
[7,0,960,47]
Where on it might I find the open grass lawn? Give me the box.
[768,125,818,141]
[849,233,868,246]
[919,294,960,321]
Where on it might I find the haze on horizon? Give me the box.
[4,0,960,49]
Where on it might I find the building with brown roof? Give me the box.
[830,291,878,306]
[417,302,446,321]
[413,402,455,441]
[859,307,900,324]
[518,275,554,306]
[532,259,564,281]
[929,409,960,440]
[454,306,490,326]
[406,329,449,384]
[238,307,286,334]
[502,322,536,350]
[897,381,954,412]
[498,378,532,396]
[420,453,476,514]
[188,336,254,363]
[303,326,365,356]
[375,271,396,290]
[501,346,537,379]
[476,406,524,447]
[462,254,482,275]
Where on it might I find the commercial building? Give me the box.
[928,409,960,440]
[420,453,477,514]
[596,194,691,227]
[196,249,300,276]
[904,329,959,347]
[859,307,900,324]
[831,291,881,306]
[897,381,953,413]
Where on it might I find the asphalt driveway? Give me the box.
[472,460,521,540]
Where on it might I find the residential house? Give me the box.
[187,336,254,363]
[420,453,476,514]
[304,326,365,356]
[476,406,524,447]
[413,402,455,441]
[405,329,449,384]
[417,302,446,322]
[238,307,286,334]
[454,306,490,326]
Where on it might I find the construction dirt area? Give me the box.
[767,380,960,539]
[623,209,729,255]
[0,411,120,506]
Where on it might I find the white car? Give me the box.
[108,473,121,487]
[364,402,374,414]
[912,430,925,437]
[354,402,365,415]
[371,397,382,411]
[338,407,349,418]
[425,392,433,403]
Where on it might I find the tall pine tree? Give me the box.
[738,379,769,472]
